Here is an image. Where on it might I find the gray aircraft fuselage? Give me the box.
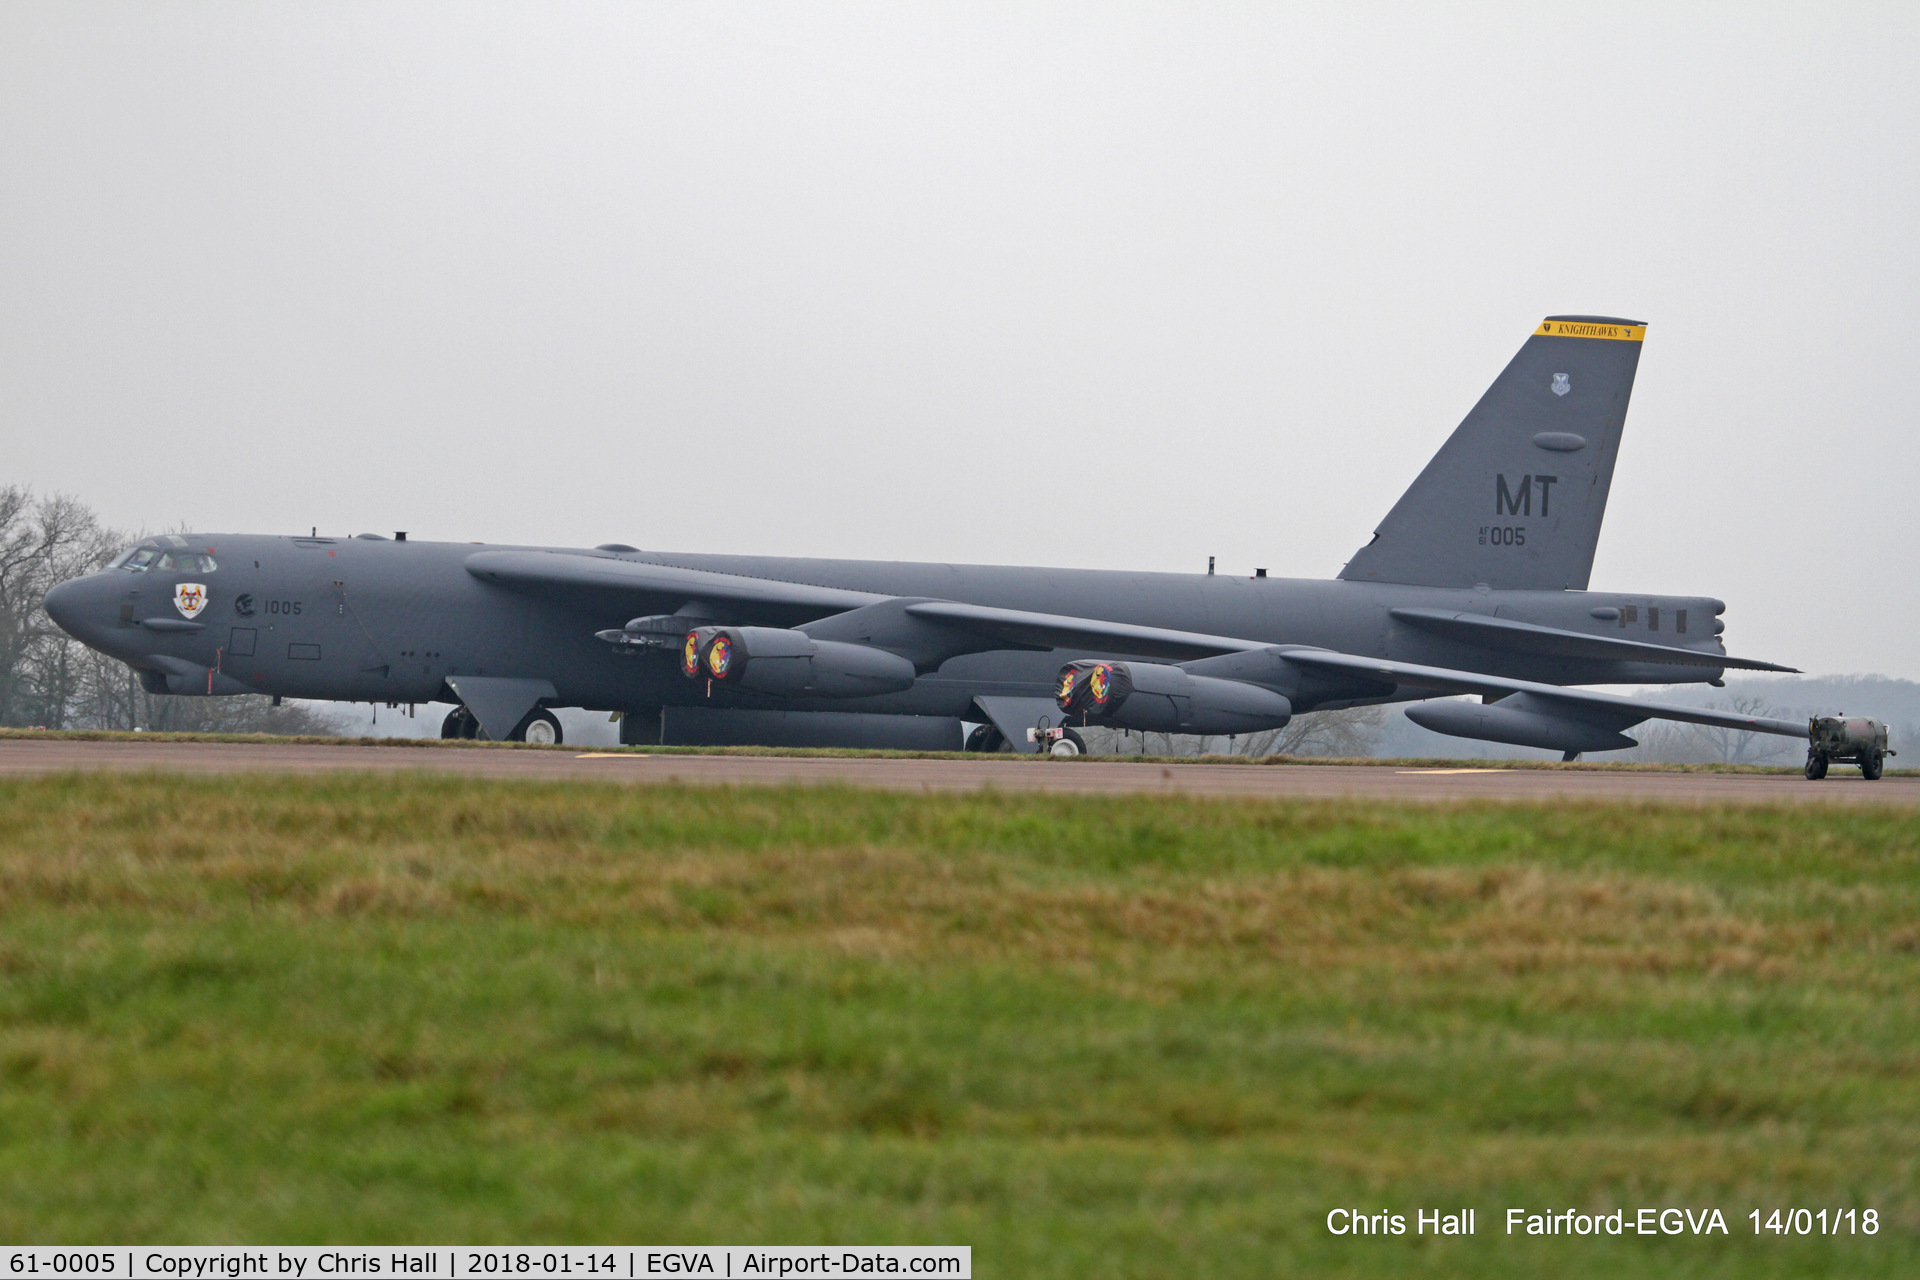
[43,532,1735,719]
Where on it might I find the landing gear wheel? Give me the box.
[1804,751,1829,781]
[1049,728,1088,757]
[441,707,479,740]
[510,709,563,746]
[1861,751,1883,781]
[965,725,1008,753]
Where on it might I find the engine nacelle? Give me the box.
[1405,694,1637,754]
[682,626,917,699]
[1056,660,1293,736]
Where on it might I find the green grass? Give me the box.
[0,773,1916,1275]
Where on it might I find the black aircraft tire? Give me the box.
[1804,752,1829,781]
[965,725,1005,753]
[441,707,478,740]
[510,709,563,746]
[1861,752,1883,781]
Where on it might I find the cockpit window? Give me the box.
[154,551,217,572]
[118,548,158,572]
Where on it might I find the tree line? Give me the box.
[0,486,337,734]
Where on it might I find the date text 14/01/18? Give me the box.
[1753,1209,1878,1236]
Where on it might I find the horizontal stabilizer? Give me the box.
[1389,608,1798,673]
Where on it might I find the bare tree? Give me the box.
[1078,704,1388,759]
[1236,704,1389,758]
[1617,695,1802,765]
[0,486,113,726]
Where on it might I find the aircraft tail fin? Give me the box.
[1338,316,1646,591]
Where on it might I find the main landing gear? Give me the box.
[514,709,563,746]
[966,724,1088,755]
[964,725,1008,753]
[1045,727,1089,756]
[439,705,564,745]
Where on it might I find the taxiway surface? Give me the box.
[1,738,1913,804]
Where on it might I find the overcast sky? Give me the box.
[3,4,1915,678]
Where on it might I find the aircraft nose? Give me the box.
[43,575,107,641]
[42,578,82,634]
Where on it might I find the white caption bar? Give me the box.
[1,1250,970,1280]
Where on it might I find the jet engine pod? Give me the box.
[1056,660,1292,736]
[683,626,724,680]
[1057,659,1125,717]
[1404,693,1637,754]
[680,626,916,698]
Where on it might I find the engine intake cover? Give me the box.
[1057,660,1292,736]
[683,626,916,698]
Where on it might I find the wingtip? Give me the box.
[1724,654,1803,674]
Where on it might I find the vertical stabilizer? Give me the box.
[1339,316,1645,591]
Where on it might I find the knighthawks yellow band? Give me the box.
[1534,319,1646,341]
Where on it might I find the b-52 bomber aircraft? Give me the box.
[46,316,1828,767]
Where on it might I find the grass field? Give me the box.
[0,773,1914,1275]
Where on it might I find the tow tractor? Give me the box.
[1805,716,1894,781]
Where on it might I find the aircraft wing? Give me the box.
[465,550,888,618]
[901,600,1265,661]
[1276,648,1808,737]
[468,556,1803,741]
[905,601,1805,739]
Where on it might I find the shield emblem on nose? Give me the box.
[174,582,208,619]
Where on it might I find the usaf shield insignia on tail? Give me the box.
[173,582,208,619]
